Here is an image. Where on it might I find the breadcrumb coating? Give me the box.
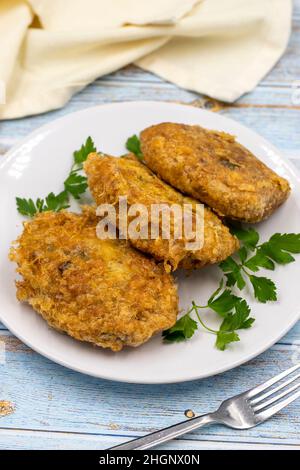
[140,122,291,223]
[84,153,238,271]
[9,207,178,351]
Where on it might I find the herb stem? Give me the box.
[70,164,83,174]
[191,302,218,335]
[241,266,252,278]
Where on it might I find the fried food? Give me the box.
[140,122,291,223]
[9,207,178,352]
[84,153,238,271]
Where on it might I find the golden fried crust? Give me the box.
[84,153,238,271]
[9,207,178,352]
[140,123,291,223]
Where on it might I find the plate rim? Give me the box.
[1,100,300,384]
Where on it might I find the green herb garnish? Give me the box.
[163,281,254,351]
[163,227,300,349]
[64,173,88,200]
[220,227,300,303]
[73,136,96,167]
[16,191,70,217]
[16,137,96,216]
[162,313,198,343]
[126,134,143,161]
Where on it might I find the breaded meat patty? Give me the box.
[140,123,291,223]
[84,153,238,271]
[9,207,178,351]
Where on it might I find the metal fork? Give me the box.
[109,363,300,450]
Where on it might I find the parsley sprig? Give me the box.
[16,137,96,216]
[163,280,255,350]
[220,227,300,303]
[126,134,143,161]
[164,226,300,350]
[16,191,70,216]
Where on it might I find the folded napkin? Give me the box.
[0,0,292,120]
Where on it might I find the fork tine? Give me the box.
[246,363,300,399]
[255,388,300,422]
[250,372,300,405]
[253,380,300,411]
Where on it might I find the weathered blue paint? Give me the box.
[0,332,299,448]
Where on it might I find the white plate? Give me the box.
[1,101,300,384]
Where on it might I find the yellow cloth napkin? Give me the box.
[0,0,292,120]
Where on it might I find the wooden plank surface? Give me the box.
[0,429,298,451]
[0,1,300,450]
[0,335,299,446]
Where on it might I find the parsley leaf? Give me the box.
[126,135,143,161]
[208,288,240,316]
[73,136,96,165]
[16,197,40,217]
[244,233,300,272]
[216,331,240,351]
[16,137,96,217]
[215,297,254,351]
[267,233,300,253]
[245,248,275,272]
[16,191,70,217]
[67,136,95,197]
[163,313,198,342]
[44,191,70,211]
[220,228,300,304]
[249,275,277,303]
[219,299,255,332]
[230,226,259,250]
[35,198,45,212]
[238,246,248,264]
[219,257,246,290]
[259,233,300,265]
[64,173,88,199]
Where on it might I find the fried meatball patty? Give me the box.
[140,122,291,223]
[9,207,178,351]
[84,153,238,271]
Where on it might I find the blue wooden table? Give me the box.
[1,3,300,451]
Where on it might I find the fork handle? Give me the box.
[108,413,217,450]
